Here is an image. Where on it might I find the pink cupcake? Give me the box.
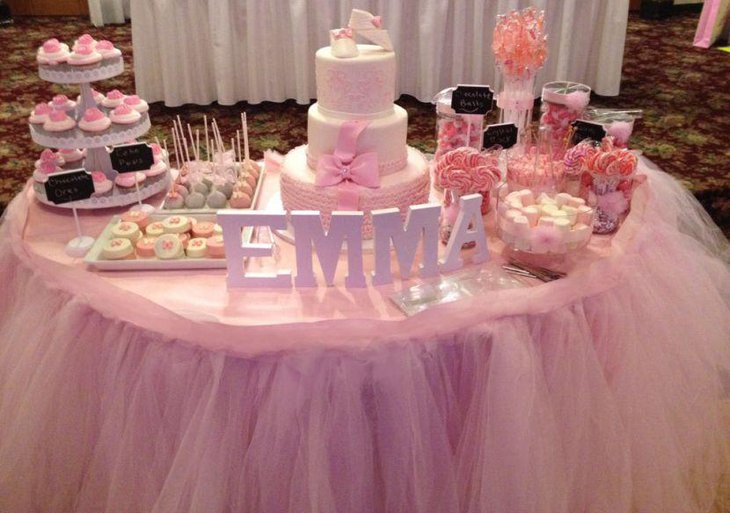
[43,110,76,132]
[91,171,113,196]
[102,89,126,109]
[67,44,103,66]
[33,161,61,183]
[123,95,149,114]
[72,33,97,51]
[36,38,70,65]
[78,108,111,132]
[48,94,76,112]
[109,104,141,125]
[29,103,53,124]
[95,40,121,59]
[35,149,65,169]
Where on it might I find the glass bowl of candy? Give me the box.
[495,184,595,260]
[540,81,591,158]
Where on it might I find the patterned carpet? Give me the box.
[0,11,729,237]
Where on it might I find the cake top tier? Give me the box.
[315,44,396,117]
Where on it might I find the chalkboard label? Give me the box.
[110,143,154,173]
[483,123,518,150]
[571,120,607,145]
[44,169,94,205]
[451,84,494,115]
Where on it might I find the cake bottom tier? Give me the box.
[280,145,431,238]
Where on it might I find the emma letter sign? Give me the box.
[217,194,490,288]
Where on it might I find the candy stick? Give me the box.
[175,119,190,164]
[163,139,169,166]
[236,130,242,165]
[242,112,250,164]
[231,138,235,163]
[170,126,180,169]
[204,115,210,160]
[187,124,197,161]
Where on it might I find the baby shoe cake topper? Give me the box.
[329,27,358,58]
[348,9,393,51]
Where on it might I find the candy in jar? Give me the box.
[539,81,591,158]
[432,87,485,161]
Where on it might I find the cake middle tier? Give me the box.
[307,103,408,176]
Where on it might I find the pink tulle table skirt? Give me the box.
[0,159,729,513]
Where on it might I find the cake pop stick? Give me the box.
[187,123,198,161]
[170,126,180,169]
[236,130,242,165]
[242,112,250,164]
[204,114,210,159]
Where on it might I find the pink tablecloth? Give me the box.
[0,160,729,513]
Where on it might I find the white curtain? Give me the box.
[89,0,130,26]
[131,0,629,107]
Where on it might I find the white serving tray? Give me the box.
[38,57,125,84]
[85,212,232,271]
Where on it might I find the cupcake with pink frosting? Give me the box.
[91,171,113,196]
[67,44,103,66]
[58,148,86,165]
[109,104,141,125]
[33,160,61,183]
[122,95,149,114]
[36,38,70,65]
[48,94,76,112]
[78,108,111,132]
[34,149,65,169]
[29,103,53,124]
[72,34,97,51]
[145,160,167,178]
[43,110,76,132]
[95,40,121,59]
[102,89,126,109]
[114,171,146,188]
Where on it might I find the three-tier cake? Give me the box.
[280,11,431,238]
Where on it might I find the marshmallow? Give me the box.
[568,196,586,208]
[555,192,573,208]
[521,205,540,227]
[554,217,572,233]
[505,208,523,221]
[537,192,556,205]
[513,215,530,237]
[561,205,578,225]
[538,217,555,228]
[541,203,560,216]
[518,189,535,205]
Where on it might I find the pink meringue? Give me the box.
[109,104,141,125]
[95,40,122,59]
[43,110,76,132]
[29,103,53,124]
[67,44,103,66]
[36,38,70,65]
[122,95,149,113]
[102,89,126,109]
[78,107,111,132]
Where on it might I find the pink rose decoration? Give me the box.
[33,103,51,115]
[96,40,114,50]
[43,39,61,52]
[83,108,105,121]
[39,149,56,162]
[107,89,124,100]
[48,110,68,122]
[113,104,133,115]
[75,44,94,56]
[40,161,57,175]
[77,34,95,45]
[123,95,141,105]
[51,95,69,106]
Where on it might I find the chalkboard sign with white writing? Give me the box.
[451,84,494,115]
[44,169,95,205]
[483,123,518,150]
[110,143,154,173]
[571,120,607,145]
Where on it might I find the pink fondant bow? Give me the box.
[332,27,354,40]
[315,120,379,210]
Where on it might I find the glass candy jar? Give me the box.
[539,81,591,158]
[433,87,485,161]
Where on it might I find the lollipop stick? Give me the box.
[170,127,180,169]
[72,207,82,238]
[204,115,210,159]
[242,112,250,164]
[236,130,242,165]
[134,178,143,207]
[196,129,201,163]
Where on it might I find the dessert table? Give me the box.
[0,158,728,513]
[130,0,629,106]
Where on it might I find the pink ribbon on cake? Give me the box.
[315,120,379,211]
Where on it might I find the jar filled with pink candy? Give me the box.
[506,126,564,194]
[435,146,502,215]
[432,88,485,161]
[583,108,643,149]
[539,81,591,158]
[584,137,639,234]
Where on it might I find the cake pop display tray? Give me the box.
[38,57,125,84]
[85,213,235,271]
[159,160,265,215]
[33,171,171,210]
[30,115,151,150]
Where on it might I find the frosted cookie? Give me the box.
[161,215,191,234]
[95,40,121,59]
[145,221,165,237]
[154,234,184,260]
[135,236,158,258]
[37,38,70,65]
[186,237,208,258]
[68,44,103,66]
[48,94,76,112]
[114,172,146,188]
[102,238,134,260]
[78,108,111,132]
[109,104,141,125]
[121,209,150,229]
[123,95,149,114]
[102,89,125,109]
[111,221,142,242]
[206,235,226,258]
[29,103,53,124]
[192,221,215,239]
[43,110,76,132]
[91,171,113,196]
